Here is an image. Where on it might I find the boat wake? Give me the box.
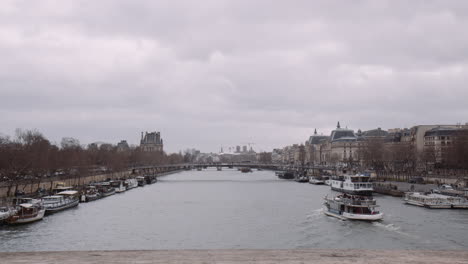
[372,222,417,238]
[306,208,324,220]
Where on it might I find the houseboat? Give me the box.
[5,199,45,224]
[404,192,468,209]
[144,175,157,184]
[277,171,295,180]
[136,176,146,187]
[110,180,126,193]
[95,182,116,197]
[1,206,17,223]
[295,173,309,183]
[240,167,252,173]
[330,174,373,196]
[42,191,79,214]
[124,178,138,190]
[324,194,383,221]
[80,186,101,202]
[309,176,327,185]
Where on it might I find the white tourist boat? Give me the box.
[330,174,373,196]
[404,192,468,209]
[324,179,331,186]
[324,194,383,221]
[43,190,79,214]
[5,199,45,225]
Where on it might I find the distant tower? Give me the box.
[337,121,341,129]
[314,128,317,135]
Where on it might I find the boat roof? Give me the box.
[43,195,63,199]
[19,203,34,208]
[53,186,73,190]
[57,190,78,195]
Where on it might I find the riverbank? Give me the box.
[0,168,184,200]
[1,249,467,264]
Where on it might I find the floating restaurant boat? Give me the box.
[5,198,45,224]
[404,192,468,209]
[124,178,138,190]
[136,176,146,187]
[43,191,79,214]
[330,174,373,196]
[110,180,126,193]
[324,194,383,221]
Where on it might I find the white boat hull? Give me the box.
[342,212,383,221]
[404,200,452,209]
[0,210,15,221]
[7,209,45,224]
[324,210,346,220]
[309,179,325,185]
[324,209,383,221]
[115,186,126,193]
[45,199,79,214]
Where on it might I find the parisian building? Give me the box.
[140,131,164,152]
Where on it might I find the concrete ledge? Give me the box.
[1,249,467,264]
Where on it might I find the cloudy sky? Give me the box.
[1,0,468,153]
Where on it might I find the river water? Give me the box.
[1,169,467,251]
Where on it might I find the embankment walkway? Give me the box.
[1,249,467,264]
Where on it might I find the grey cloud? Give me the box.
[1,0,468,152]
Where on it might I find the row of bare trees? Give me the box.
[0,129,184,194]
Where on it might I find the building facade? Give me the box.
[140,131,163,152]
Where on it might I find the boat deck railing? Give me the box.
[340,198,377,206]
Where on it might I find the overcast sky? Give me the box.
[1,0,468,153]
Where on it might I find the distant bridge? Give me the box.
[131,163,336,175]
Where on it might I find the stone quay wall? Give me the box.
[0,171,133,199]
[1,249,467,264]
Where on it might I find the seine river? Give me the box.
[1,169,467,251]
